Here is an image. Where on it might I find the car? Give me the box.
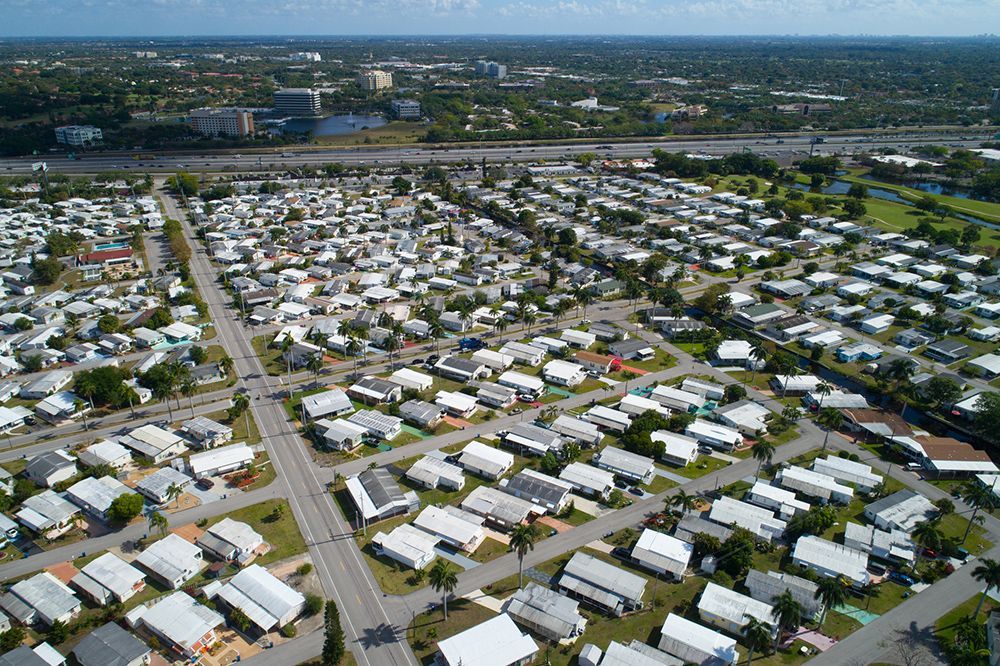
[628,487,643,496]
[548,529,558,537]
[615,480,628,490]
[888,571,916,586]
[196,478,215,491]
[517,393,538,403]
[698,445,713,455]
[603,531,615,539]
[611,547,631,560]
[867,563,887,576]
[922,548,938,559]
[426,355,440,366]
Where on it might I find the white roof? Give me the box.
[413,505,484,547]
[792,535,869,585]
[595,447,655,477]
[140,591,223,652]
[135,533,203,584]
[372,523,438,566]
[652,384,706,409]
[812,455,883,488]
[543,359,587,381]
[188,443,254,476]
[699,581,775,626]
[779,466,853,501]
[438,613,538,666]
[497,370,545,392]
[73,552,145,601]
[709,496,786,540]
[386,367,433,389]
[748,481,811,513]
[435,390,479,412]
[215,564,304,631]
[559,461,615,492]
[659,613,738,664]
[651,430,699,459]
[459,440,514,471]
[686,419,741,445]
[65,476,134,514]
[632,528,693,573]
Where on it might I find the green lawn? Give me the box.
[840,173,1000,225]
[204,499,306,565]
[251,333,287,376]
[409,599,499,664]
[670,456,731,479]
[559,506,595,526]
[189,408,261,444]
[468,537,509,564]
[935,592,995,644]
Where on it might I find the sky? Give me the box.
[2,0,999,37]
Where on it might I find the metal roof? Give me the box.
[16,490,79,531]
[215,564,304,631]
[73,622,150,666]
[698,581,775,626]
[504,583,585,641]
[140,591,223,652]
[10,572,80,624]
[437,613,538,666]
[560,551,646,608]
[72,552,145,602]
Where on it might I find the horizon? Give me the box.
[4,0,999,39]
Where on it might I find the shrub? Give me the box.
[281,623,297,638]
[305,593,324,616]
[296,563,314,577]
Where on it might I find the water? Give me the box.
[94,242,129,251]
[859,175,986,202]
[277,114,386,137]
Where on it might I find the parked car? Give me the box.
[922,548,938,559]
[611,547,631,560]
[628,487,643,496]
[196,478,214,491]
[888,571,917,586]
[698,446,713,455]
[867,563,887,576]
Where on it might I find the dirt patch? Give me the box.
[535,515,572,534]
[171,523,205,544]
[163,492,201,513]
[45,560,79,584]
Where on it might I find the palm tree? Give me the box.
[383,335,402,371]
[770,590,803,652]
[576,288,593,321]
[961,483,1000,545]
[509,523,539,589]
[427,318,445,356]
[911,518,944,568]
[219,354,235,379]
[744,616,773,665]
[751,439,775,481]
[148,510,169,537]
[972,558,1000,617]
[669,489,697,517]
[429,560,458,621]
[279,336,295,396]
[521,310,537,336]
[181,378,197,417]
[74,398,89,431]
[345,335,363,378]
[814,576,849,627]
[817,407,843,452]
[747,341,767,389]
[153,383,174,422]
[305,353,324,389]
[233,392,251,434]
[815,382,833,409]
[166,482,184,508]
[493,315,509,343]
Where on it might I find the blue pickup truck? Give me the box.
[458,337,487,351]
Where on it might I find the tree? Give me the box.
[47,619,68,645]
[107,492,144,523]
[771,589,803,652]
[911,519,944,567]
[669,489,697,517]
[744,616,773,665]
[219,354,235,379]
[32,256,63,285]
[322,601,345,665]
[0,626,25,652]
[305,593,324,616]
[924,376,962,408]
[306,353,325,389]
[961,482,1000,545]
[814,381,832,409]
[509,523,539,589]
[232,392,251,435]
[751,439,775,480]
[167,482,184,508]
[814,576,849,627]
[181,378,197,418]
[961,224,981,248]
[429,560,458,620]
[972,392,1000,440]
[817,408,843,451]
[718,527,756,577]
[148,510,169,537]
[972,559,1000,617]
[723,384,746,404]
[189,345,208,365]
[229,607,252,633]
[97,314,121,334]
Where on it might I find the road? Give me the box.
[0,131,992,175]
[160,185,418,666]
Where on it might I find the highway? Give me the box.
[0,130,993,175]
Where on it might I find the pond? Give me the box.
[858,174,988,202]
[276,113,387,137]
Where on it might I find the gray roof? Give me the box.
[398,399,442,425]
[359,467,405,510]
[504,582,584,640]
[502,470,572,508]
[73,622,149,666]
[135,467,192,501]
[10,572,79,624]
[744,569,822,616]
[25,450,76,480]
[559,551,646,608]
[0,646,57,666]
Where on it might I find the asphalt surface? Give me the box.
[0,131,992,175]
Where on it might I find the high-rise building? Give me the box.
[188,109,255,137]
[474,61,507,79]
[54,125,103,146]
[356,70,393,91]
[273,88,322,116]
[390,99,421,120]
[289,51,321,62]
[991,88,1000,117]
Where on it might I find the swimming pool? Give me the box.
[94,242,129,251]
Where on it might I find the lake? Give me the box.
[277,114,386,137]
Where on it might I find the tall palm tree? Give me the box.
[427,318,445,356]
[815,382,833,409]
[814,576,849,627]
[233,392,251,434]
[383,335,402,371]
[751,439,775,481]
[493,315,509,343]
[747,342,767,390]
[576,289,593,321]
[509,523,539,589]
[148,510,169,537]
[429,560,458,621]
[280,335,295,395]
[972,558,1000,617]
[166,482,184,509]
[521,310,537,336]
[817,407,843,452]
[744,616,773,665]
[912,519,944,568]
[74,398,89,431]
[153,383,174,422]
[961,483,1000,545]
[219,354,235,379]
[669,489,697,517]
[345,336,363,378]
[306,353,324,389]
[181,378,197,417]
[770,590,803,652]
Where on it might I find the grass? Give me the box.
[315,121,428,146]
[468,536,509,564]
[559,506,595,526]
[616,348,678,373]
[353,513,432,595]
[204,499,307,566]
[840,173,1000,225]
[671,456,731,479]
[409,598,499,664]
[190,408,261,444]
[935,592,994,644]
[251,333,287,376]
[645,474,679,494]
[862,198,1000,251]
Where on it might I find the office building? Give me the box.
[475,60,507,79]
[357,70,393,91]
[273,88,322,116]
[54,125,103,146]
[189,108,254,137]
[391,99,421,119]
